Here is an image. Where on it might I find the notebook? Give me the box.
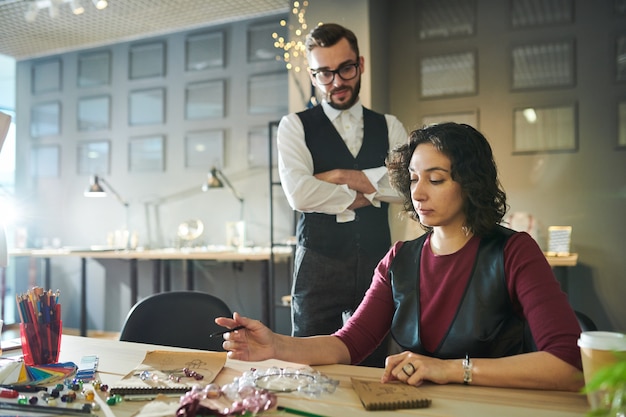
[351,378,432,411]
[109,350,226,396]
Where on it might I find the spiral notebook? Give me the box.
[351,378,432,411]
[109,350,226,396]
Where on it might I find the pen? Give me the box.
[277,406,328,417]
[0,401,95,416]
[209,325,245,338]
[123,393,183,401]
[0,384,47,393]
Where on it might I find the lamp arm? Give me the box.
[99,177,131,249]
[100,177,129,207]
[216,170,244,203]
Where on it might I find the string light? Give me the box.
[273,1,320,107]
[272,1,310,73]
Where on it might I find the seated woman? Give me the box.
[216,122,583,391]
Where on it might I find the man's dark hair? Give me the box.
[305,23,360,59]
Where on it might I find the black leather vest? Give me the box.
[390,225,534,359]
[295,105,391,259]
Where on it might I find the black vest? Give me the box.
[295,105,391,259]
[389,225,534,359]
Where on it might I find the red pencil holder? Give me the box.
[20,320,62,365]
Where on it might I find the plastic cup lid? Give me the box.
[578,331,626,350]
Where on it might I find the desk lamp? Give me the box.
[203,167,244,221]
[145,168,244,248]
[84,175,131,249]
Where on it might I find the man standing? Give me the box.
[277,23,407,367]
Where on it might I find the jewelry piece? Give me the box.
[402,363,415,377]
[462,354,472,385]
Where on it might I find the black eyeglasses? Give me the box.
[310,62,360,85]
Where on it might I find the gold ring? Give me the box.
[402,363,415,377]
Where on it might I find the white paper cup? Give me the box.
[577,331,626,408]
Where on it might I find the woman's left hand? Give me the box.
[382,351,458,386]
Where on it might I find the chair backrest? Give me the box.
[119,291,232,351]
[575,310,598,332]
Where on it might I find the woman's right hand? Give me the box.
[214,312,276,361]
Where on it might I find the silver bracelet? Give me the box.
[462,353,472,385]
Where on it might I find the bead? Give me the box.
[82,404,92,413]
[92,380,101,391]
[28,396,38,404]
[91,402,100,411]
[99,384,109,392]
[50,388,60,398]
[84,390,95,402]
[17,397,28,405]
[47,398,58,406]
[105,394,123,405]
[56,384,64,391]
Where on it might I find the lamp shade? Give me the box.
[203,167,223,191]
[84,175,107,197]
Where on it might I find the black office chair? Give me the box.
[575,310,597,332]
[119,291,232,351]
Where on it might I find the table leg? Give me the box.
[163,260,171,291]
[130,259,138,307]
[80,258,87,337]
[262,260,271,328]
[44,258,51,290]
[152,259,161,293]
[185,260,194,290]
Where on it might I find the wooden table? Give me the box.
[544,253,578,267]
[6,335,587,417]
[8,247,291,336]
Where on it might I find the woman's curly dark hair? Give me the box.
[386,122,508,237]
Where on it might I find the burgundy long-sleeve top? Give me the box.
[334,232,582,370]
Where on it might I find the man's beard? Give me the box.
[327,78,361,110]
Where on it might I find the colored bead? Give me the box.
[28,396,38,404]
[47,398,58,406]
[82,404,92,413]
[56,384,64,391]
[17,397,28,405]
[91,402,100,411]
[50,388,60,398]
[106,396,117,405]
[99,384,109,392]
[84,390,95,401]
